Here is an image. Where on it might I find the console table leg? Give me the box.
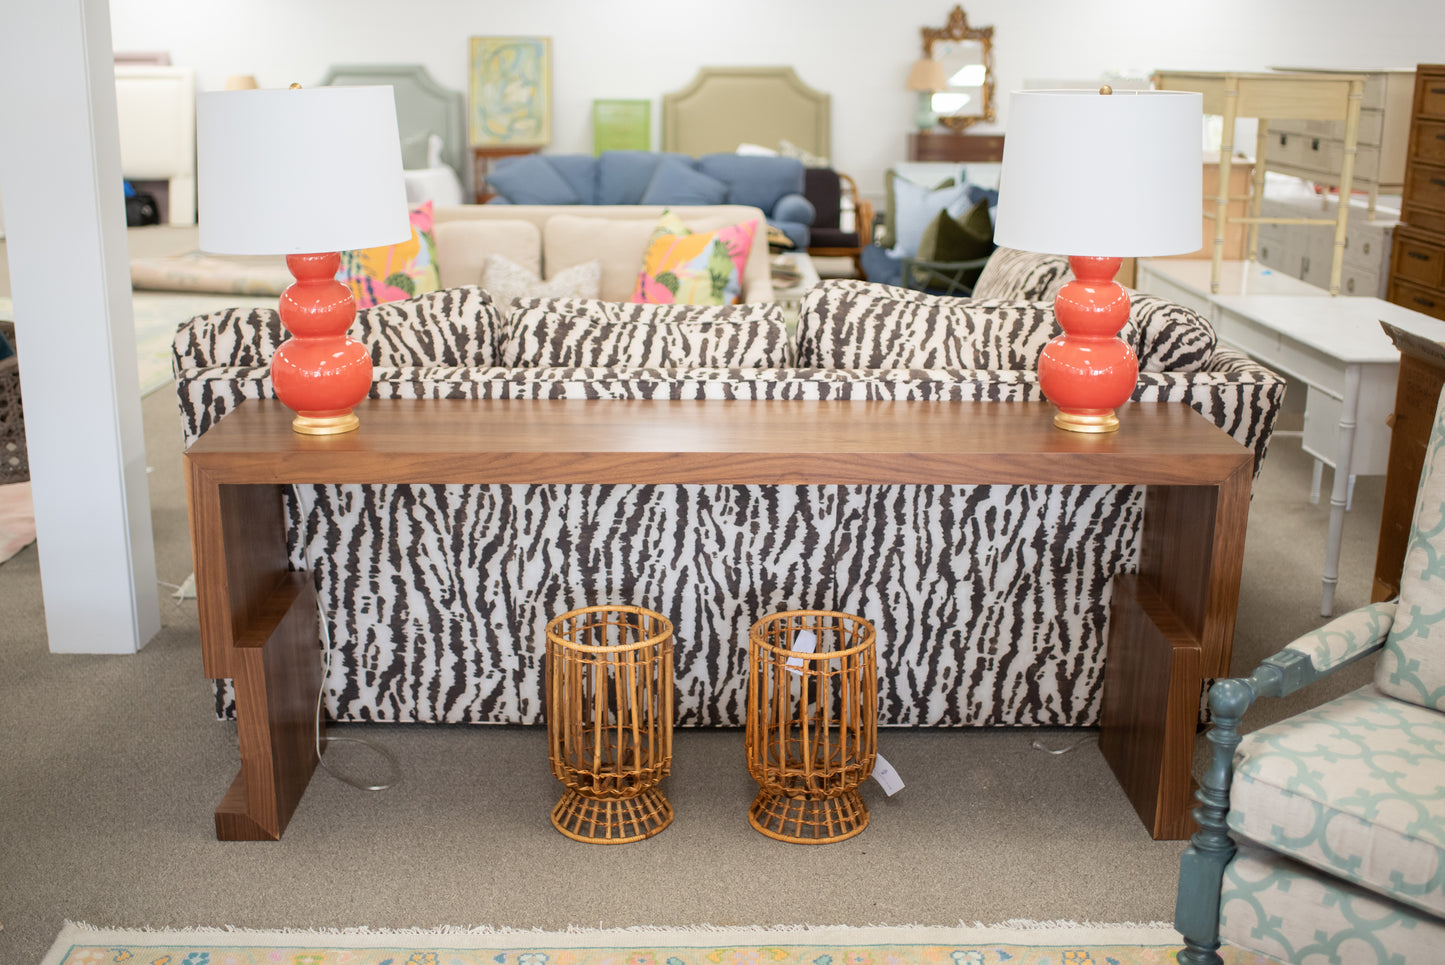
[215,571,322,841]
[1100,575,1203,840]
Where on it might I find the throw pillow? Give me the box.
[631,210,757,306]
[502,300,792,368]
[484,155,582,204]
[890,176,972,259]
[777,139,830,168]
[336,201,441,309]
[639,158,729,206]
[481,254,602,308]
[881,170,955,250]
[912,198,995,288]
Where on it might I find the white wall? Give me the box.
[109,0,1445,197]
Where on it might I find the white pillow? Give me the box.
[481,254,601,307]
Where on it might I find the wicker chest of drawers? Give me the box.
[1387,65,1445,321]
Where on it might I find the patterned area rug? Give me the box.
[42,923,1287,965]
[0,292,275,397]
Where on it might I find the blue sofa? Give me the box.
[486,150,817,249]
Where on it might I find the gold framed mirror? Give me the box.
[921,6,995,132]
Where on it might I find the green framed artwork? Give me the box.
[592,99,651,154]
[468,36,551,147]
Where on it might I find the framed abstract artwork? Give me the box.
[592,99,651,154]
[468,36,551,147]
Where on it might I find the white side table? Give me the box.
[1208,295,1445,615]
[770,251,820,324]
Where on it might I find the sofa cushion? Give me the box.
[972,248,1073,302]
[174,286,505,370]
[1382,389,1445,711]
[697,153,805,213]
[487,155,582,204]
[1228,684,1445,917]
[433,219,542,289]
[597,151,672,204]
[542,215,657,301]
[501,300,791,367]
[881,170,953,250]
[631,211,757,306]
[796,280,1054,370]
[545,155,600,205]
[640,158,729,206]
[336,201,441,308]
[1120,293,1217,374]
[480,254,601,309]
[1221,842,1445,965]
[353,286,505,367]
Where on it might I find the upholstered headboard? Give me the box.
[319,64,466,184]
[662,67,830,158]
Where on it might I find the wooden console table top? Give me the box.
[187,398,1248,486]
[185,398,1253,842]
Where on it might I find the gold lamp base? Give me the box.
[1053,409,1120,434]
[291,412,360,435]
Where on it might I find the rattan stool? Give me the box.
[746,609,878,843]
[545,604,674,843]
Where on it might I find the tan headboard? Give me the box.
[661,67,830,158]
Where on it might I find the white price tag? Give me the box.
[785,629,818,675]
[872,752,905,796]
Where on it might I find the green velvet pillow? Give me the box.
[912,199,995,289]
[881,170,955,250]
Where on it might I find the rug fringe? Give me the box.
[61,919,1174,935]
[55,919,1179,943]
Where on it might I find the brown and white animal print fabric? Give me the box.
[176,284,1284,727]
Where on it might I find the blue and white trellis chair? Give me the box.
[1175,390,1445,965]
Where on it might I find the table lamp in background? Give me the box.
[196,85,410,434]
[906,57,947,132]
[992,88,1202,433]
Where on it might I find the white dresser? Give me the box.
[1264,67,1415,215]
[1255,193,1399,297]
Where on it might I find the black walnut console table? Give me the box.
[184,399,1253,841]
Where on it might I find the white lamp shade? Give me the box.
[197,86,411,255]
[992,90,1203,257]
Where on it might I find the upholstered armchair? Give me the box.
[1175,395,1445,964]
[803,168,873,275]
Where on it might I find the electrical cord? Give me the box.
[294,484,402,792]
[1030,734,1097,756]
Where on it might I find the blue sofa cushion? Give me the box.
[597,151,681,204]
[698,153,806,213]
[545,155,600,205]
[640,157,729,206]
[488,155,581,204]
[771,220,811,251]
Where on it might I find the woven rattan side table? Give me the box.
[746,609,878,843]
[545,604,674,843]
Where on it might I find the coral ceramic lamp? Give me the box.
[196,85,410,434]
[992,88,1202,432]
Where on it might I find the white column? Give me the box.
[0,0,160,653]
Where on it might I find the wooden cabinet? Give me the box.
[1373,325,1445,601]
[1265,68,1415,215]
[907,132,1004,163]
[1388,66,1445,319]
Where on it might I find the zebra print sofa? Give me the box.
[175,276,1286,729]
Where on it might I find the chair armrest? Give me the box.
[1279,600,1395,682]
[1175,598,1397,956]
